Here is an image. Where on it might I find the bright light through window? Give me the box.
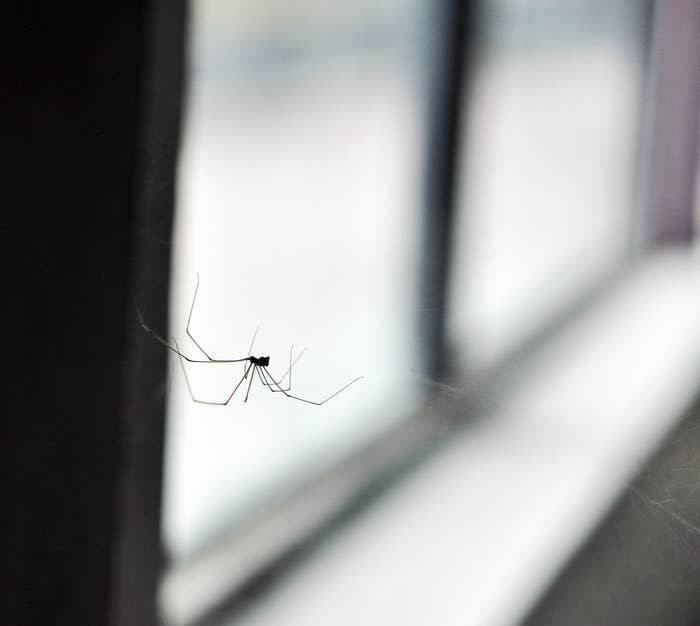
[449,1,648,368]
[163,0,427,561]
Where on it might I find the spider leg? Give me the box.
[244,365,256,402]
[259,345,293,390]
[175,338,252,404]
[260,366,363,406]
[243,326,260,380]
[186,275,256,364]
[136,298,249,363]
[246,326,260,357]
[256,366,269,387]
[185,273,215,360]
[260,345,308,391]
[256,362,291,392]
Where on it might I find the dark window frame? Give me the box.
[3,2,186,625]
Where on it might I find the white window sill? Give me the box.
[226,246,700,626]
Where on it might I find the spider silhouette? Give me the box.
[138,275,363,406]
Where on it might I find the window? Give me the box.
[159,1,700,624]
[164,0,427,568]
[448,0,650,369]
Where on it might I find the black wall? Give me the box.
[2,3,185,624]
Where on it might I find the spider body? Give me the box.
[249,355,270,367]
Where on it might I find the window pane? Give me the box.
[164,0,426,561]
[448,0,649,368]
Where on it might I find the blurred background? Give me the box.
[6,0,700,625]
[161,0,700,624]
[165,0,645,565]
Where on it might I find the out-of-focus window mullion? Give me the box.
[640,0,700,246]
[418,0,473,382]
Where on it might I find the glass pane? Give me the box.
[163,0,426,560]
[449,0,649,368]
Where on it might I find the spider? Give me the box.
[138,275,363,406]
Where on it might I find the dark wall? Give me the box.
[2,3,185,624]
